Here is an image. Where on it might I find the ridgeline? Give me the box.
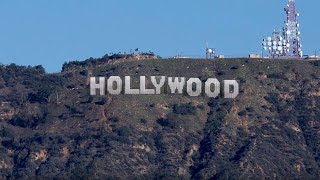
[0,57,320,179]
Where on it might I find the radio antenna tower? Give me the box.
[284,0,302,57]
[262,0,302,58]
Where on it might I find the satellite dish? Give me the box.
[297,13,300,17]
[273,46,277,50]
[273,41,277,45]
[286,30,291,35]
[286,44,290,47]
[278,46,283,51]
[268,47,272,51]
[267,37,272,41]
[206,48,214,54]
[263,47,267,50]
[262,42,267,46]
[267,42,272,46]
[297,31,301,35]
[296,24,300,27]
[278,41,282,46]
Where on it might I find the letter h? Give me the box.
[90,77,105,95]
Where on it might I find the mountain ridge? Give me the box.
[0,58,320,179]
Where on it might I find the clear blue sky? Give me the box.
[0,0,319,72]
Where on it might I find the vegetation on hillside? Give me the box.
[0,58,320,179]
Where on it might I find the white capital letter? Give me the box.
[205,78,220,98]
[187,78,202,97]
[151,76,166,94]
[168,77,185,94]
[90,77,105,95]
[107,76,122,95]
[140,76,155,94]
[224,80,239,98]
[125,76,140,94]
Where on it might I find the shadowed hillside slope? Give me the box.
[0,58,320,179]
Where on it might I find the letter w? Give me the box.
[168,77,185,94]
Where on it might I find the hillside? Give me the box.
[0,58,320,179]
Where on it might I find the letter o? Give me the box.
[205,78,220,98]
[187,78,202,97]
[107,76,122,95]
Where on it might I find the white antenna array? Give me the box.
[205,42,215,59]
[262,0,302,58]
[262,30,290,58]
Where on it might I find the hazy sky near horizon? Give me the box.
[0,0,319,72]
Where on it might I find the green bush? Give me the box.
[311,61,320,67]
[0,127,14,138]
[95,97,108,105]
[140,118,148,124]
[217,70,226,76]
[231,65,239,70]
[238,110,247,116]
[153,133,164,149]
[10,115,35,128]
[246,107,255,112]
[156,117,179,129]
[208,98,219,108]
[108,117,119,122]
[197,104,205,110]
[114,126,131,137]
[173,103,196,115]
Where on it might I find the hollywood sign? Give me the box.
[90,76,239,98]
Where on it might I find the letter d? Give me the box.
[224,80,239,98]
